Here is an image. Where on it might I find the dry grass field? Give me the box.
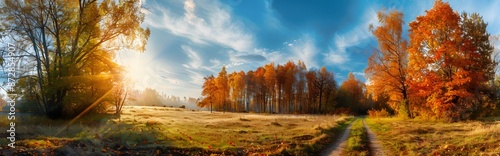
[0,106,352,155]
[365,117,500,155]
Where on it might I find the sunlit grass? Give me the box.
[114,106,351,154]
[6,106,353,155]
[365,117,500,155]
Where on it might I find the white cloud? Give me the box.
[324,35,350,65]
[255,35,318,69]
[226,62,245,69]
[258,49,282,64]
[262,0,285,30]
[210,59,221,66]
[185,69,205,86]
[181,45,202,69]
[335,72,345,80]
[352,71,365,78]
[184,0,196,22]
[145,0,254,52]
[324,8,378,66]
[286,35,319,69]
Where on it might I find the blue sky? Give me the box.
[122,0,500,98]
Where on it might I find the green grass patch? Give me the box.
[342,118,369,156]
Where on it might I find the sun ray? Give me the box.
[116,50,156,90]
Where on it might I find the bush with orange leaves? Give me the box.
[368,108,390,118]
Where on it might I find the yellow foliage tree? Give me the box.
[365,9,411,118]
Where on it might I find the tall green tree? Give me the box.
[459,12,496,118]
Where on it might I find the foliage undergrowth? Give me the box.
[368,108,391,118]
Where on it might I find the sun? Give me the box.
[118,52,152,90]
[125,61,147,86]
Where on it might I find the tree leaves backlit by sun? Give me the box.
[0,0,150,119]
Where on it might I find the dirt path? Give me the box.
[363,119,385,156]
[321,120,355,156]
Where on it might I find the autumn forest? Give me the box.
[0,0,499,155]
[198,1,500,122]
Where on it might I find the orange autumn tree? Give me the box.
[408,0,495,120]
[199,75,217,113]
[264,63,277,112]
[339,73,365,114]
[216,66,230,113]
[229,71,246,112]
[365,9,411,118]
[283,61,299,113]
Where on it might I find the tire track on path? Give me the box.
[321,119,355,156]
[363,119,385,156]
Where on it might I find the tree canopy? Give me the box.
[1,0,150,119]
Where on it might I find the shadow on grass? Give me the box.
[1,112,359,156]
[0,113,250,155]
[0,114,161,155]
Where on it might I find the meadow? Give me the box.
[2,107,500,155]
[365,117,500,155]
[0,106,351,155]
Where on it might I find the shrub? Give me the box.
[331,107,353,115]
[398,99,410,119]
[368,108,390,118]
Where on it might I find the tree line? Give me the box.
[198,61,372,115]
[129,88,199,108]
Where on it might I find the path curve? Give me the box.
[321,120,355,156]
[363,119,385,156]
